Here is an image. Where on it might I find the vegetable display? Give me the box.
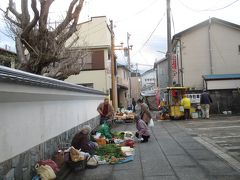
[96,144,122,158]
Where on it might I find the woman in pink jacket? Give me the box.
[135,113,151,143]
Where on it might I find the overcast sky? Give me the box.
[0,0,240,72]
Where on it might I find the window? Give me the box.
[70,50,105,71]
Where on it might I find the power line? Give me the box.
[178,0,240,12]
[171,11,175,35]
[115,0,159,23]
[136,12,166,55]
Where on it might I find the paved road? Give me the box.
[60,117,240,180]
[176,115,240,168]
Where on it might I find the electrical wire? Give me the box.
[171,11,175,35]
[178,0,240,12]
[115,0,159,23]
[136,12,166,54]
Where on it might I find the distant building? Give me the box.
[130,71,141,102]
[154,57,168,99]
[141,68,157,93]
[117,64,130,109]
[0,47,17,68]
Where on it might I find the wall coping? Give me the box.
[0,66,106,95]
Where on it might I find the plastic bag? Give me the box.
[149,118,154,127]
[70,146,85,162]
[180,106,184,112]
[98,123,112,139]
[86,155,98,168]
[38,159,59,173]
[35,164,56,180]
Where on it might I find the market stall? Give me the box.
[114,111,135,123]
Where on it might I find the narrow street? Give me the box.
[61,116,240,180]
[177,115,240,168]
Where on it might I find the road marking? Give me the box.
[215,140,227,143]
[194,137,240,172]
[225,146,240,150]
[196,125,240,130]
[187,120,240,125]
[212,135,240,139]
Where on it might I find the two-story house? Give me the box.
[171,17,240,113]
[172,17,240,89]
[65,16,112,94]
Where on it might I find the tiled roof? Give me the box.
[0,65,105,95]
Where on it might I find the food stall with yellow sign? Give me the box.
[165,87,195,120]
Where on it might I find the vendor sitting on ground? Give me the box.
[97,97,114,125]
[135,113,151,143]
[71,125,98,155]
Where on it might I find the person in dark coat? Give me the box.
[71,125,98,155]
[132,98,136,112]
[200,90,213,119]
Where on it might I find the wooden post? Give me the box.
[110,20,118,110]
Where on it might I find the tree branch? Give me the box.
[39,0,54,32]
[53,0,83,37]
[56,0,84,45]
[21,0,30,27]
[22,0,39,38]
[4,10,21,28]
[41,51,88,80]
[8,0,22,22]
[15,36,28,64]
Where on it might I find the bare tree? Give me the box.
[1,0,87,80]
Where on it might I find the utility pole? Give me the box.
[126,32,132,105]
[110,20,118,110]
[166,0,173,87]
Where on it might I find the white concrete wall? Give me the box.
[0,82,104,163]
[207,79,240,90]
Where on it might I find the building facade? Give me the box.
[172,17,240,89]
[171,17,240,114]
[65,16,112,94]
[117,64,130,109]
[154,58,168,99]
[130,72,141,102]
[141,68,157,93]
